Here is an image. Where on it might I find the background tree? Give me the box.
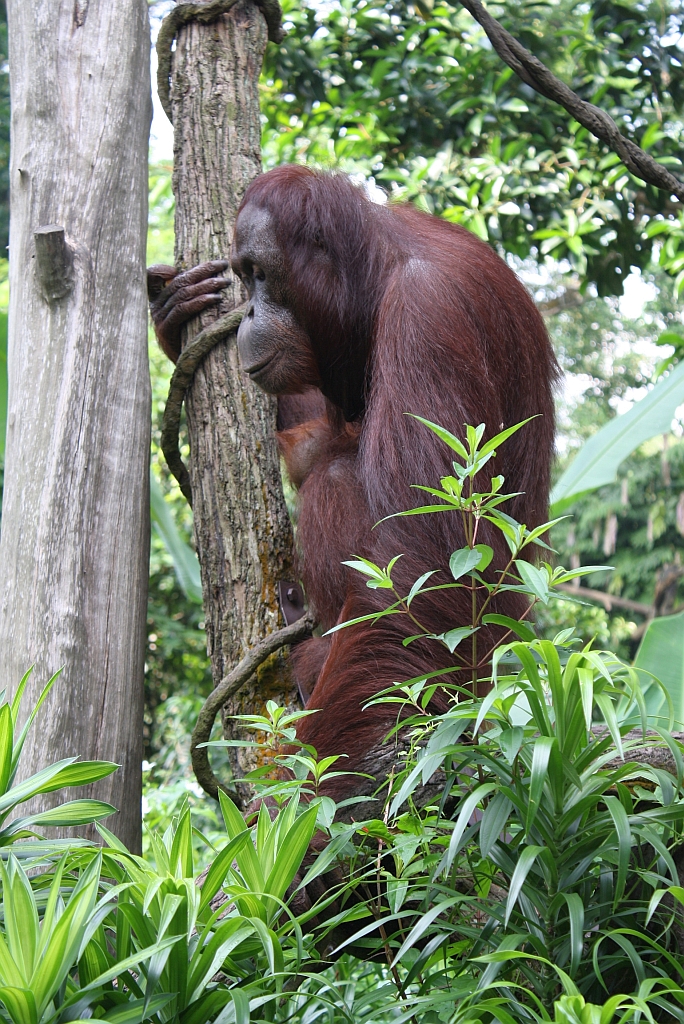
[0,0,152,852]
[262,0,684,296]
[158,0,304,806]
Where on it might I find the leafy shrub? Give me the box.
[2,422,684,1022]
[0,668,117,853]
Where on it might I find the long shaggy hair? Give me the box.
[240,166,560,795]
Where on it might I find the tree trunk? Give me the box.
[0,0,152,853]
[170,0,299,803]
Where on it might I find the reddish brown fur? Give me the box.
[242,167,559,799]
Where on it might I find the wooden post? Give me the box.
[162,0,299,803]
[0,0,152,851]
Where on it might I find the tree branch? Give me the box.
[190,611,316,802]
[457,0,684,203]
[556,583,652,617]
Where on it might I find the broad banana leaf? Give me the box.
[551,358,684,513]
[633,610,684,728]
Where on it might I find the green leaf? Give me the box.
[514,560,549,603]
[65,936,182,999]
[479,792,512,858]
[449,547,481,581]
[498,727,524,764]
[406,570,438,606]
[36,761,119,793]
[264,803,318,904]
[551,359,684,510]
[11,671,62,772]
[526,736,555,833]
[1,858,38,981]
[169,806,194,878]
[0,758,79,818]
[218,791,264,892]
[199,829,252,913]
[0,705,13,797]
[482,614,535,642]
[150,471,202,602]
[478,417,537,458]
[101,994,174,1024]
[390,896,462,967]
[604,796,632,907]
[1,800,116,837]
[634,611,684,726]
[439,783,497,876]
[505,845,543,925]
[563,892,584,976]
[435,626,476,653]
[474,544,493,571]
[0,986,36,1024]
[407,415,467,458]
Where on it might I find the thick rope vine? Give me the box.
[161,306,245,505]
[191,612,316,801]
[157,0,285,124]
[458,0,684,203]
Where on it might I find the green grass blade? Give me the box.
[264,803,318,905]
[11,671,63,772]
[604,796,631,907]
[505,845,543,926]
[0,986,36,1024]
[0,705,13,797]
[199,830,251,914]
[526,737,555,835]
[563,892,584,976]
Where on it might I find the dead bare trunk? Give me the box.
[0,0,152,852]
[168,0,299,803]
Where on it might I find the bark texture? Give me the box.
[170,0,299,802]
[0,0,152,852]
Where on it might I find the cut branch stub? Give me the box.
[34,225,74,304]
[161,306,245,504]
[156,0,285,123]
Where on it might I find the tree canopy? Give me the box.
[261,0,684,296]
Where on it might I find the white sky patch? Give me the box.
[150,47,175,161]
[150,6,175,162]
[618,268,658,319]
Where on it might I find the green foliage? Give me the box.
[150,472,202,605]
[330,417,608,689]
[552,354,684,511]
[262,0,684,297]
[0,669,117,852]
[4,426,684,1020]
[0,309,6,465]
[634,610,684,726]
[541,265,684,654]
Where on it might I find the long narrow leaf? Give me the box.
[504,845,543,926]
[551,358,684,510]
